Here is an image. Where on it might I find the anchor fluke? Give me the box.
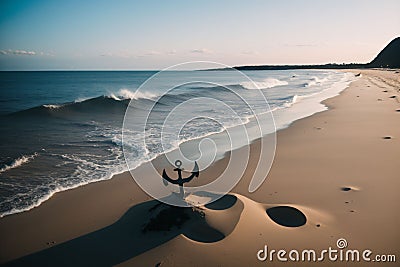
[162,161,199,186]
[162,170,169,186]
[182,161,199,183]
[162,169,179,185]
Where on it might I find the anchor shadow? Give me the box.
[4,194,239,267]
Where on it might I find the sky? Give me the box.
[0,0,399,70]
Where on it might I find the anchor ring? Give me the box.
[175,160,182,168]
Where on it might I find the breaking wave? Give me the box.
[0,153,38,173]
[240,78,288,89]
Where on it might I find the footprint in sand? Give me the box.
[341,186,361,192]
[266,206,307,227]
[382,136,392,140]
[396,109,400,112]
[389,95,397,99]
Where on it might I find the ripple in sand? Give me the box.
[266,206,307,227]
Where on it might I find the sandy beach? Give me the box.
[0,69,399,266]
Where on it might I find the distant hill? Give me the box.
[214,37,400,71]
[367,37,400,68]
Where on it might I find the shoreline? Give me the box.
[0,69,399,265]
[0,70,354,219]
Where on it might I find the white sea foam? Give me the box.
[241,78,288,89]
[109,93,121,101]
[305,76,329,87]
[0,153,38,173]
[43,104,62,109]
[74,97,90,103]
[120,88,159,100]
[109,89,159,101]
[283,95,299,108]
[0,166,127,218]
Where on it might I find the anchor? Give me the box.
[162,160,199,199]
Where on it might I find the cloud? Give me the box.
[294,44,316,47]
[166,49,177,55]
[283,43,318,47]
[190,48,212,54]
[100,52,114,57]
[100,50,164,58]
[0,49,54,56]
[241,50,259,55]
[0,49,36,55]
[100,49,184,58]
[100,50,134,58]
[145,50,161,56]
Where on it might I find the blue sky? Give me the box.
[0,0,399,70]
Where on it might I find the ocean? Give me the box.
[0,70,355,217]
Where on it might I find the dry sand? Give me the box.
[0,69,399,266]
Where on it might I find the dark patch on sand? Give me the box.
[266,206,306,227]
[142,203,226,243]
[341,187,352,192]
[382,136,392,140]
[205,194,237,210]
[143,206,192,232]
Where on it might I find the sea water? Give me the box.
[0,70,355,216]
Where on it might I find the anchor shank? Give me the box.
[176,169,184,198]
